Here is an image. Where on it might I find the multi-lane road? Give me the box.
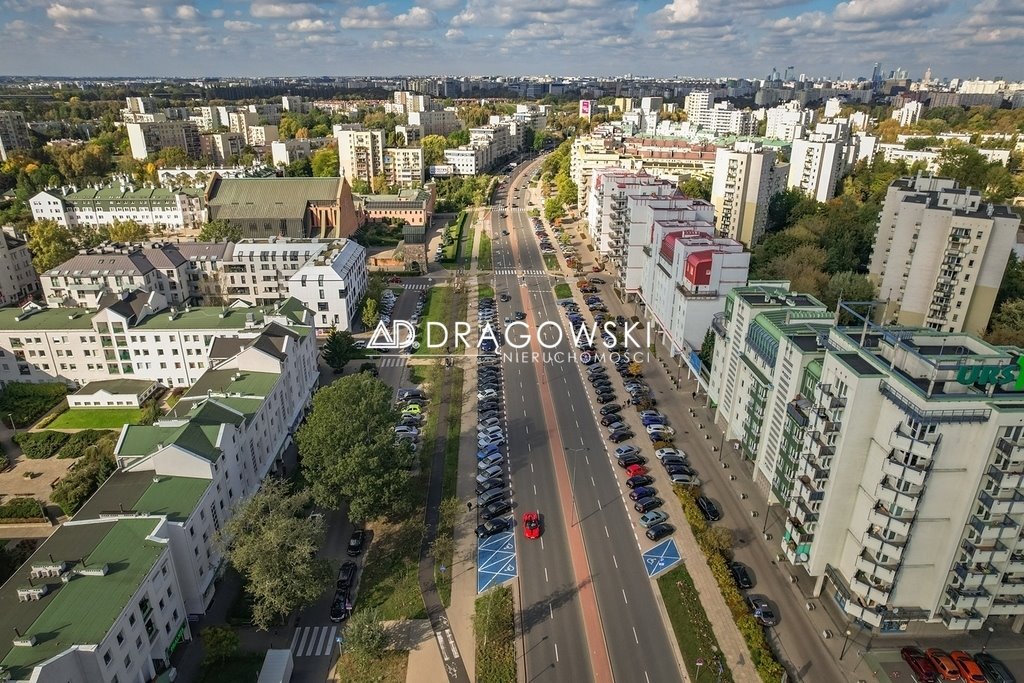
[487,159,684,682]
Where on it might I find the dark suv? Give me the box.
[696,496,721,522]
[347,530,367,556]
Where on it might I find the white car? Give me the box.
[670,473,701,486]
[478,434,505,448]
[476,464,503,482]
[478,454,504,470]
[655,448,685,461]
[646,424,676,436]
[478,417,501,429]
[394,426,419,436]
[614,445,639,458]
[478,426,504,440]
[478,388,498,400]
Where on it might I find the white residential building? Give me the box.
[384,147,425,187]
[30,184,206,233]
[272,138,312,167]
[823,98,843,118]
[199,132,245,164]
[0,231,40,307]
[710,141,787,247]
[287,239,368,332]
[892,101,924,127]
[586,169,676,256]
[442,147,487,176]
[126,121,202,160]
[787,135,846,202]
[765,101,816,141]
[693,102,756,137]
[407,109,461,137]
[868,175,1020,335]
[0,110,31,161]
[245,125,278,148]
[335,126,384,185]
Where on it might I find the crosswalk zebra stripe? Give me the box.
[290,625,338,657]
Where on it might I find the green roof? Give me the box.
[183,369,280,403]
[133,306,269,330]
[0,519,166,679]
[134,476,210,522]
[117,425,180,457]
[118,422,223,462]
[61,186,203,202]
[77,379,156,395]
[0,307,95,330]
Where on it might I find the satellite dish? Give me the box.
[798,552,810,562]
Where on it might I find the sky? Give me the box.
[0,0,1022,80]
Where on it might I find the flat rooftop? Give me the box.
[75,470,210,524]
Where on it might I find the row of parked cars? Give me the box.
[395,387,428,452]
[329,529,368,622]
[902,646,1014,683]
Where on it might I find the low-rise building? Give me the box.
[356,187,435,227]
[30,183,206,234]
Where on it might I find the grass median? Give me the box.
[435,365,464,606]
[478,232,492,270]
[475,585,516,683]
[553,282,572,299]
[543,253,560,271]
[658,564,735,683]
[478,283,495,300]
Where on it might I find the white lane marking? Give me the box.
[445,628,461,659]
[530,462,534,473]
[633,627,639,644]
[540,538,544,550]
[544,566,549,582]
[549,603,554,620]
[295,627,312,656]
[575,419,580,429]
[533,484,537,495]
[585,455,590,465]
[613,555,618,569]
[590,476,596,487]
[303,627,322,656]
[289,628,301,653]
[313,626,330,656]
[323,626,337,655]
[604,526,609,538]
[554,643,559,662]
[436,631,450,661]
[645,672,651,683]
[622,589,629,605]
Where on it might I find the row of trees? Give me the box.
[541,139,577,221]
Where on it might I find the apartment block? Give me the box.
[30,183,206,234]
[407,109,460,137]
[0,110,32,161]
[0,231,40,307]
[199,132,245,164]
[334,126,384,185]
[764,101,816,141]
[892,101,924,127]
[869,175,1020,335]
[787,135,845,202]
[287,239,368,332]
[126,121,202,160]
[586,169,676,256]
[710,141,788,247]
[270,137,332,167]
[383,147,425,187]
[694,102,756,137]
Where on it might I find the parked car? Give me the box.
[477,465,504,482]
[475,477,504,495]
[625,464,648,477]
[522,511,542,539]
[927,649,963,682]
[729,562,754,589]
[655,448,684,460]
[747,595,778,627]
[347,530,367,557]
[609,429,634,443]
[477,488,508,508]
[614,445,639,458]
[337,561,357,590]
[476,517,512,538]
[901,647,939,683]
[645,523,674,541]
[600,403,622,415]
[639,510,669,528]
[483,500,513,520]
[478,454,504,470]
[697,496,721,521]
[330,590,350,623]
[973,653,1015,683]
[626,475,654,488]
[659,455,688,468]
[633,496,663,513]
[617,454,646,468]
[949,651,986,683]
[669,473,702,486]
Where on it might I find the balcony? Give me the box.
[711,313,729,340]
[800,458,829,482]
[864,532,906,561]
[989,596,1024,615]
[1007,551,1024,572]
[998,577,1024,596]
[969,515,1019,542]
[785,517,814,545]
[843,599,884,628]
[882,453,929,487]
[979,489,1024,516]
[953,562,1001,589]
[789,498,819,526]
[817,383,847,409]
[795,475,824,502]
[988,463,1024,489]
[941,608,985,630]
[807,431,835,458]
[962,539,1010,564]
[877,477,922,512]
[946,585,993,611]
[856,550,899,584]
[889,425,939,460]
[851,570,893,604]
[868,503,913,537]
[994,438,1024,464]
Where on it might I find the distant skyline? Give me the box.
[0,0,1021,80]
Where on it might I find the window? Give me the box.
[116,631,124,645]
[103,650,112,665]
[135,635,143,649]
[124,654,131,668]
[129,613,136,626]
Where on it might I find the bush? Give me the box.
[57,430,119,459]
[0,497,45,522]
[14,431,69,459]
[0,383,68,427]
[51,446,117,515]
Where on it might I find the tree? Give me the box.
[311,146,339,178]
[938,145,991,190]
[371,173,390,194]
[322,329,360,373]
[544,196,565,222]
[446,128,469,147]
[198,219,242,243]
[26,219,78,272]
[421,134,448,166]
[996,253,1024,309]
[679,174,712,201]
[154,146,192,168]
[104,219,148,243]
[285,157,312,177]
[987,299,1024,346]
[361,298,380,329]
[765,244,830,298]
[295,374,415,521]
[820,271,876,312]
[201,626,239,666]
[350,178,372,194]
[766,188,815,233]
[218,480,330,630]
[697,328,715,370]
[345,608,390,662]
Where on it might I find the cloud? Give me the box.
[4,18,29,31]
[444,27,462,39]
[250,2,321,18]
[341,4,435,29]
[224,19,259,31]
[288,17,332,32]
[46,3,98,22]
[833,0,949,23]
[175,4,199,20]
[420,0,460,8]
[210,8,223,17]
[649,0,731,27]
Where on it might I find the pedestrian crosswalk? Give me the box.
[290,625,338,657]
[403,283,430,291]
[378,356,408,368]
[495,268,547,276]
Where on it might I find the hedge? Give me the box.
[0,497,46,523]
[676,486,787,682]
[51,448,117,516]
[58,430,119,458]
[0,383,68,427]
[14,431,69,459]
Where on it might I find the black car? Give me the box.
[664,464,697,478]
[697,496,721,522]
[477,488,508,507]
[634,496,663,513]
[646,523,674,541]
[330,589,350,622]
[660,455,688,468]
[617,454,646,468]
[499,293,511,302]
[974,653,1015,683]
[479,401,501,412]
[592,380,613,390]
[625,475,654,488]
[483,500,513,520]
[609,429,634,443]
[729,562,755,589]
[475,477,504,495]
[600,403,622,415]
[476,517,512,538]
[596,393,617,404]
[600,414,622,426]
[747,595,778,627]
[347,530,367,557]
[337,561,357,590]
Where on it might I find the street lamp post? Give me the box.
[839,629,853,661]
[6,413,13,431]
[983,625,995,652]
[763,493,794,536]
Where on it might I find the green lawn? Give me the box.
[553,282,572,299]
[478,284,495,300]
[436,366,464,606]
[657,565,734,682]
[359,512,428,621]
[543,253,560,271]
[458,219,476,267]
[478,232,492,270]
[415,286,450,356]
[441,212,467,262]
[48,408,146,430]
[336,651,409,683]
[475,586,516,683]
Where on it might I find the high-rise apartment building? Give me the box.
[0,110,31,161]
[787,135,845,202]
[383,147,425,187]
[869,175,1020,335]
[892,101,924,127]
[710,141,788,247]
[126,121,202,160]
[334,126,384,185]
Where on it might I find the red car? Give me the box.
[625,463,648,477]
[522,512,542,539]
[949,651,985,683]
[926,648,963,681]
[901,647,938,683]
[388,276,402,284]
